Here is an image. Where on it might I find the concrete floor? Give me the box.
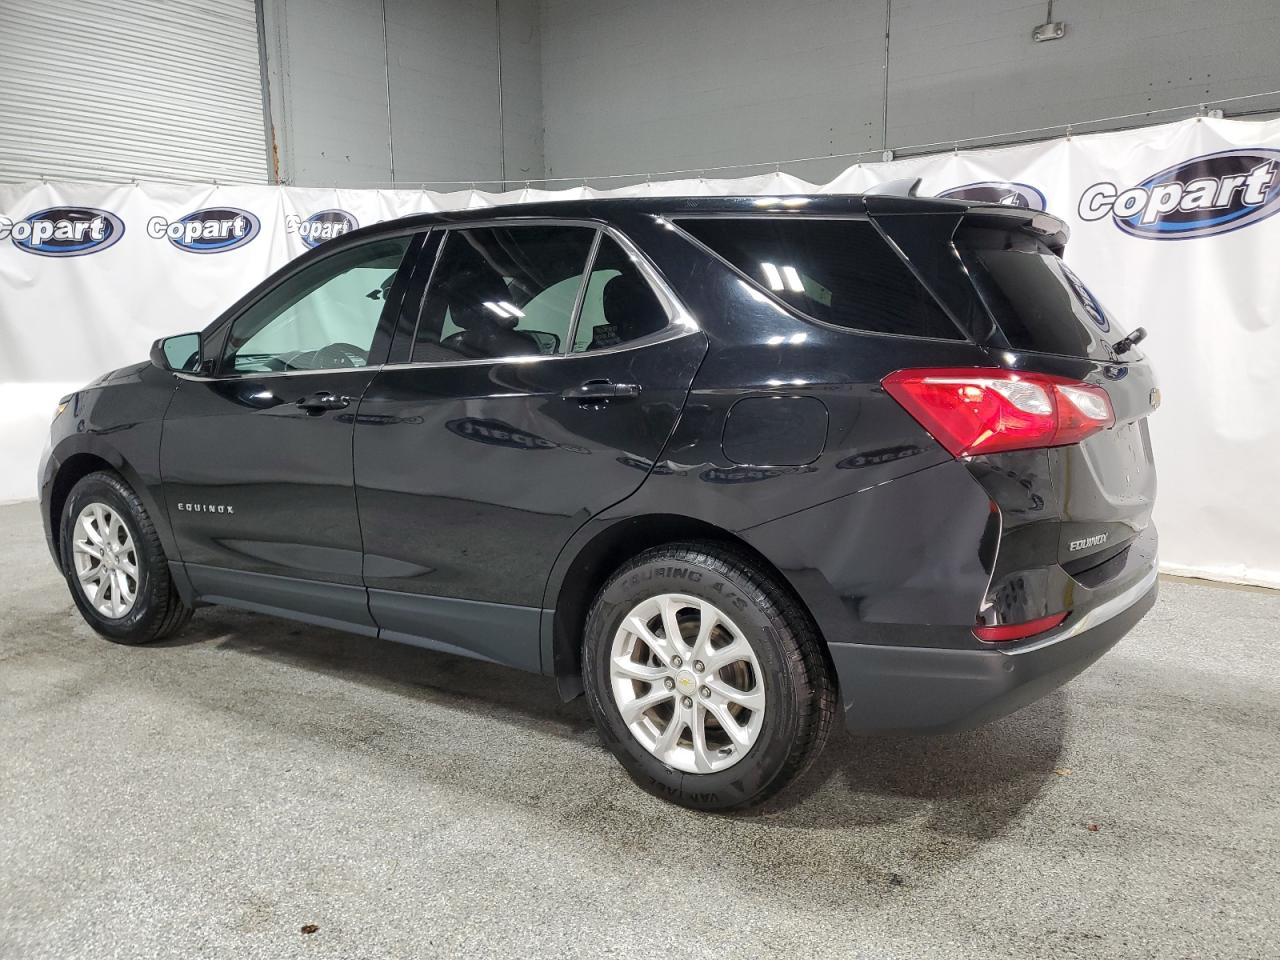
[1,501,1277,960]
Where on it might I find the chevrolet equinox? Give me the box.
[40,185,1159,810]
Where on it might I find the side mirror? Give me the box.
[150,332,210,374]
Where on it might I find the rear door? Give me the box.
[354,223,707,670]
[161,234,418,631]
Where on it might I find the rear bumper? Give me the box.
[831,542,1158,734]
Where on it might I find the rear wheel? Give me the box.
[582,542,836,811]
[59,471,192,645]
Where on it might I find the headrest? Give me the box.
[603,274,665,340]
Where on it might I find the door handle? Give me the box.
[296,391,351,412]
[561,380,641,402]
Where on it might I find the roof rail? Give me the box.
[862,177,922,198]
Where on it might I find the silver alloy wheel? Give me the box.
[71,502,139,620]
[609,593,766,774]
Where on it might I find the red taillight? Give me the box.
[973,612,1067,643]
[881,367,1115,457]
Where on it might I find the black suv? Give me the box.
[39,187,1158,810]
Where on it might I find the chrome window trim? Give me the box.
[565,229,603,354]
[175,366,378,382]
[175,324,703,381]
[385,324,700,372]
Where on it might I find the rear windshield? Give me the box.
[676,217,963,340]
[957,227,1127,359]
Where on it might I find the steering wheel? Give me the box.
[310,342,369,369]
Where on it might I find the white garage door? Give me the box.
[0,0,268,183]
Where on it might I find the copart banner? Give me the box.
[2,117,1277,587]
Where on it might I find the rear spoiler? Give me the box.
[860,182,1070,252]
[960,207,1070,252]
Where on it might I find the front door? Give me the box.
[161,234,416,632]
[354,224,707,669]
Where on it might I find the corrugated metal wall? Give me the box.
[0,0,268,183]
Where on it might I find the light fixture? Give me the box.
[483,301,526,319]
[760,262,784,291]
[1032,0,1065,41]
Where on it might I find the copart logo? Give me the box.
[1079,149,1280,239]
[0,207,124,257]
[148,207,260,253]
[286,209,358,248]
[937,182,1046,210]
[1059,262,1109,332]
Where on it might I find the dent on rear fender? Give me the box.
[741,459,998,643]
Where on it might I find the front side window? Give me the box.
[223,236,411,374]
[571,236,669,352]
[411,225,596,363]
[676,217,962,340]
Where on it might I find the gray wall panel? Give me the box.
[265,0,396,185]
[500,0,545,183]
[887,0,1280,149]
[540,0,1280,182]
[541,0,887,181]
[265,0,543,186]
[386,0,504,184]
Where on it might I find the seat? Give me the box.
[434,264,541,359]
[441,302,540,359]
[587,274,666,350]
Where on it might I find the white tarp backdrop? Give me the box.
[2,117,1278,587]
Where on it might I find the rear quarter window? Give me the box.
[675,217,962,340]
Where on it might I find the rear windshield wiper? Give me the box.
[1113,326,1148,355]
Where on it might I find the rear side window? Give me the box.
[411,225,595,363]
[676,217,962,340]
[957,227,1126,360]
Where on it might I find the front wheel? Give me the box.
[582,543,836,811]
[59,471,193,645]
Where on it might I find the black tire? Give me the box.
[58,470,193,645]
[582,541,836,811]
